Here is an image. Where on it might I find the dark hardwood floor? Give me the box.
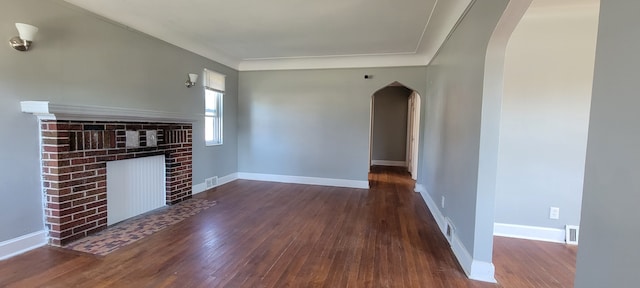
[493,236,577,287]
[0,166,576,287]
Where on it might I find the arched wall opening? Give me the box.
[415,0,533,282]
[490,0,600,284]
[494,0,600,247]
[471,0,533,281]
[415,0,598,282]
[369,82,421,179]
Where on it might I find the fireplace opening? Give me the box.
[107,155,166,225]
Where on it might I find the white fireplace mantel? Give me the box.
[20,101,201,123]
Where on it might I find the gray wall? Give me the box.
[495,2,599,229]
[238,67,427,181]
[575,0,640,287]
[0,0,237,242]
[419,0,508,262]
[372,86,410,162]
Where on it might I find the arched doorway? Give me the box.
[368,81,421,179]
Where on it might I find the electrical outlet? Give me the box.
[549,207,560,219]
[441,196,445,209]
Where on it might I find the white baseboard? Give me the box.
[414,183,424,193]
[371,160,407,167]
[0,230,47,260]
[415,184,447,234]
[192,172,239,195]
[415,183,496,283]
[192,182,207,194]
[451,233,497,283]
[237,172,369,189]
[218,172,238,187]
[194,171,368,191]
[493,223,566,243]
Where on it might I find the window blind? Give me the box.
[204,69,226,92]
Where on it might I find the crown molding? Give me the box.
[238,53,429,71]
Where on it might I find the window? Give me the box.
[204,69,225,146]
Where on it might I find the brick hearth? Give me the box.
[40,120,192,246]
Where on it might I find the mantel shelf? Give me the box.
[20,101,201,123]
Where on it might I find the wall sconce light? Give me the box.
[185,73,198,88]
[9,23,39,52]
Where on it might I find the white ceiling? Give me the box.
[63,0,475,70]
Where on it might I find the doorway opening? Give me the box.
[487,0,599,284]
[368,82,421,180]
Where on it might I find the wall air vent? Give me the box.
[565,225,579,245]
[445,217,455,243]
[206,176,218,189]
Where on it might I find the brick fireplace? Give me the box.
[21,101,197,246]
[40,120,193,246]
